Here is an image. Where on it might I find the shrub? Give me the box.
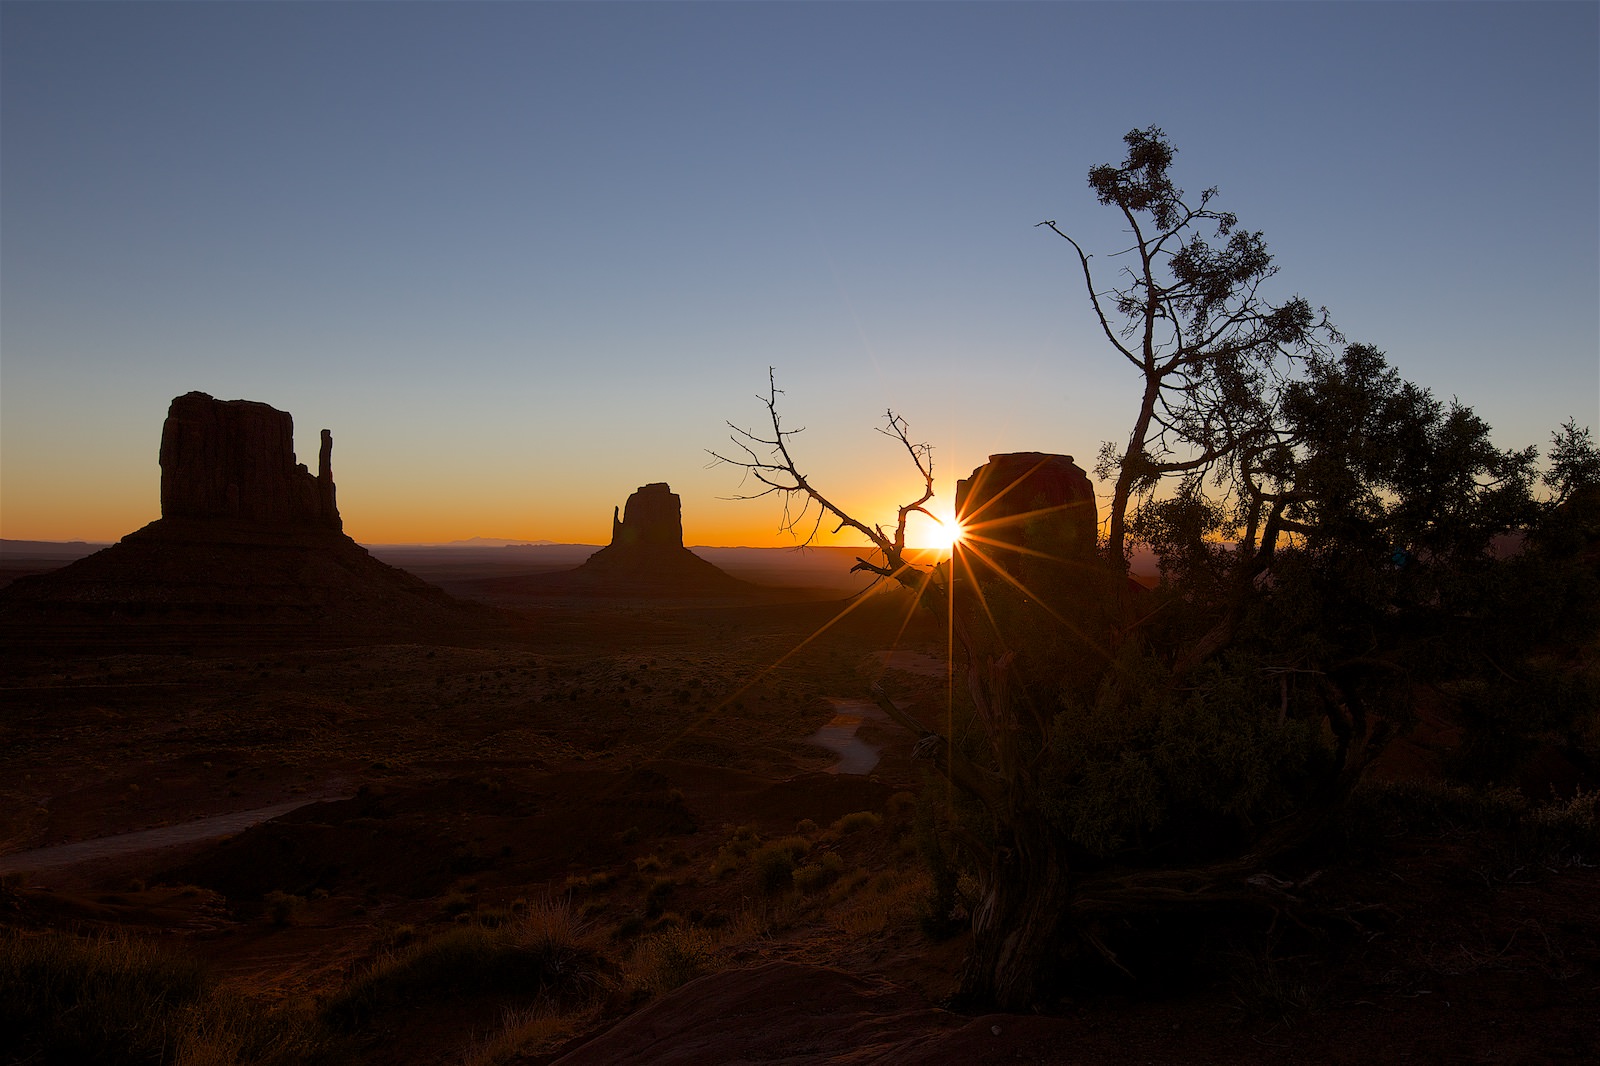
[0,930,317,1066]
[710,824,764,877]
[627,927,718,997]
[1523,789,1599,864]
[1449,668,1600,787]
[751,842,798,892]
[439,890,474,917]
[323,901,608,1031]
[793,852,845,894]
[263,890,305,927]
[564,870,614,893]
[644,877,678,918]
[886,791,918,821]
[830,811,882,835]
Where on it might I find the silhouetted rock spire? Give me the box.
[578,482,745,592]
[608,483,684,550]
[159,391,340,530]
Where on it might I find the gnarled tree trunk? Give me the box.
[956,809,1077,1010]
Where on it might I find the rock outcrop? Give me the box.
[0,393,499,643]
[574,483,747,593]
[607,483,684,550]
[954,452,1097,575]
[950,452,1113,687]
[159,392,339,528]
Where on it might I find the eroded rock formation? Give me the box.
[608,483,684,550]
[159,392,339,529]
[578,483,746,593]
[954,452,1097,573]
[0,392,497,639]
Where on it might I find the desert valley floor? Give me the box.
[2,545,1597,1065]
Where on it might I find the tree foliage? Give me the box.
[1040,125,1337,572]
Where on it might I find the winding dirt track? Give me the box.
[0,796,347,874]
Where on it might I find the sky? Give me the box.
[3,1,1596,548]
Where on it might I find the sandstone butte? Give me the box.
[0,392,498,640]
[574,482,749,592]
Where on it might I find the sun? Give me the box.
[920,514,964,553]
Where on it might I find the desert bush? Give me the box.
[0,929,318,1066]
[439,889,474,918]
[375,923,419,952]
[1521,789,1600,865]
[1351,779,1526,835]
[792,852,845,894]
[769,835,812,859]
[322,900,608,1031]
[750,842,798,892]
[643,877,678,918]
[913,790,963,937]
[1034,651,1334,863]
[475,907,518,929]
[625,926,718,997]
[710,824,763,877]
[262,890,305,927]
[564,870,614,893]
[829,811,881,835]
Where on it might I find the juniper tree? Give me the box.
[715,129,1591,1010]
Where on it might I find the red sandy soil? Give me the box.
[2,562,1597,1064]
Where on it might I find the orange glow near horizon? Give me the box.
[919,513,963,553]
[0,466,976,551]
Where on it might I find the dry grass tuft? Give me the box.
[625,926,720,997]
[322,898,609,1031]
[0,929,319,1066]
[458,1003,601,1066]
[831,868,928,936]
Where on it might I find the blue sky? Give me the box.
[3,1,1596,545]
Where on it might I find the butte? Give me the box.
[487,483,750,598]
[0,392,501,648]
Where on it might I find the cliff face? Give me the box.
[159,392,340,529]
[954,452,1098,580]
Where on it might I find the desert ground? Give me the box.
[2,545,1597,1065]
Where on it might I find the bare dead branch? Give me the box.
[708,368,942,593]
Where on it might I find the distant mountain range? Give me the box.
[0,540,113,559]
[363,536,558,549]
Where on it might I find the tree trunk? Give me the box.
[1107,374,1163,573]
[956,810,1076,1011]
